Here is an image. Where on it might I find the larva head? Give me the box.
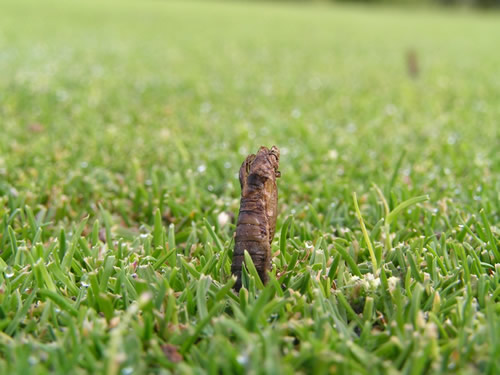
[239,146,280,194]
[252,146,280,180]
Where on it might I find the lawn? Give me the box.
[0,0,499,373]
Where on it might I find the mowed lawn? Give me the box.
[0,0,499,373]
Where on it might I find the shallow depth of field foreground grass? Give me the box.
[1,0,500,373]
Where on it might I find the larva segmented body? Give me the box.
[231,146,280,290]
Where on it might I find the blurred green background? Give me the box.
[0,0,499,374]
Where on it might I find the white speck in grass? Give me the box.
[339,227,350,235]
[28,356,38,365]
[80,161,88,168]
[224,161,231,169]
[200,102,212,114]
[160,128,170,139]
[140,233,148,239]
[81,282,89,288]
[236,354,248,366]
[349,275,360,283]
[197,164,206,173]
[363,273,381,290]
[139,292,153,307]
[262,82,273,96]
[238,146,248,155]
[145,179,152,186]
[116,353,127,365]
[4,267,14,278]
[107,125,118,135]
[424,322,438,340]
[291,209,296,214]
[291,108,301,118]
[207,185,214,192]
[447,134,458,145]
[56,89,69,102]
[217,212,230,227]
[474,100,486,112]
[387,276,399,292]
[346,122,357,133]
[121,367,134,375]
[328,149,338,160]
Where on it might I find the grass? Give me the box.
[0,0,499,373]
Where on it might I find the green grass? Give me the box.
[1,0,499,373]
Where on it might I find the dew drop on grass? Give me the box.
[197,164,206,173]
[346,122,357,133]
[236,355,248,366]
[5,267,14,278]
